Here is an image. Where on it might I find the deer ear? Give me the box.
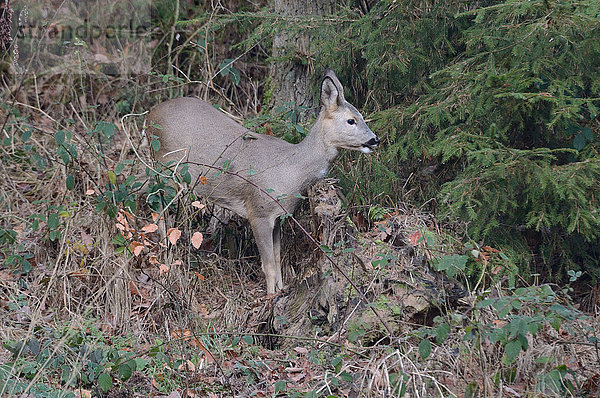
[321,69,345,110]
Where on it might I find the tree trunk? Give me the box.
[269,0,337,121]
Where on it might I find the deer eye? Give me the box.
[347,119,356,125]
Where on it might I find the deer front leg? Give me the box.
[250,217,280,294]
[273,220,283,291]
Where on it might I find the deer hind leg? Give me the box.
[272,220,283,291]
[250,216,281,294]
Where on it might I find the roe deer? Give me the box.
[146,69,379,294]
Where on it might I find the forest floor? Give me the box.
[1,100,599,396]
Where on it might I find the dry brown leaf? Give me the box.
[142,223,159,233]
[151,212,160,222]
[293,347,309,355]
[191,232,203,249]
[167,228,181,245]
[130,241,144,256]
[194,272,205,281]
[159,263,170,275]
[75,389,92,398]
[199,176,207,185]
[178,360,195,372]
[186,389,199,398]
[69,268,89,279]
[408,231,422,246]
[117,218,130,232]
[191,201,205,209]
[148,255,159,265]
[85,189,95,195]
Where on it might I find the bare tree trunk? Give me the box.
[269,0,337,121]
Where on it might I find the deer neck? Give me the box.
[295,115,338,180]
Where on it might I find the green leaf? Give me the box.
[48,213,59,230]
[340,370,354,382]
[97,121,116,138]
[320,244,332,254]
[503,339,522,364]
[98,372,112,392]
[125,175,136,186]
[242,335,253,345]
[573,133,585,151]
[331,356,342,372]
[419,338,431,359]
[108,171,117,184]
[115,163,125,176]
[118,361,134,380]
[433,254,468,277]
[151,139,161,152]
[274,380,286,394]
[57,147,71,164]
[21,130,32,142]
[435,323,450,344]
[55,130,65,145]
[66,175,75,190]
[549,316,561,331]
[111,234,127,246]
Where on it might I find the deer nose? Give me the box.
[365,137,380,147]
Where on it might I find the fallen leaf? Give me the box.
[85,189,95,195]
[167,228,181,245]
[408,231,422,246]
[151,212,160,222]
[75,389,92,398]
[159,263,170,275]
[130,241,144,256]
[178,360,195,372]
[191,232,203,249]
[199,176,207,185]
[265,122,273,136]
[142,223,159,233]
[69,268,89,278]
[191,201,205,209]
[148,255,159,265]
[194,272,205,281]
